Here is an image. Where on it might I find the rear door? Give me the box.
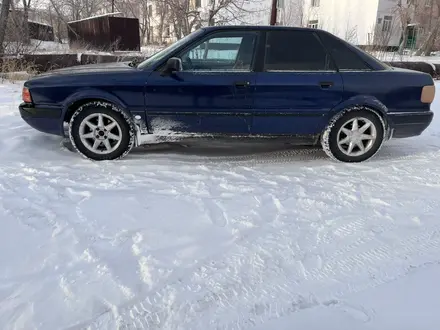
[252,29,344,136]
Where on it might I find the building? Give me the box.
[297,0,404,49]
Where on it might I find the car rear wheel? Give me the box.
[69,102,135,161]
[321,108,385,163]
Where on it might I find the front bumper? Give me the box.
[19,103,64,136]
[387,110,434,138]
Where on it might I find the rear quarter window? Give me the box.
[318,32,372,71]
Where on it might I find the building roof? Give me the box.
[68,12,122,24]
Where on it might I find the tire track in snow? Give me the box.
[78,213,440,330]
[69,155,440,330]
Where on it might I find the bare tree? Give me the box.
[415,0,440,55]
[0,0,13,54]
[203,0,266,26]
[277,0,303,26]
[396,0,415,54]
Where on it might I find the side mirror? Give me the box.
[161,57,182,76]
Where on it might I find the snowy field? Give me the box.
[1,81,440,330]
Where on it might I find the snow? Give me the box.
[67,12,123,24]
[1,80,440,329]
[376,51,440,64]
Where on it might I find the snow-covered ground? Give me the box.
[375,51,440,64]
[4,39,163,57]
[1,81,440,330]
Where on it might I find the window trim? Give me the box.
[262,30,338,73]
[156,30,261,74]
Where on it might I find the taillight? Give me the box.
[421,85,435,104]
[22,87,32,103]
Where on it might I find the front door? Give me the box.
[252,30,344,136]
[145,31,259,136]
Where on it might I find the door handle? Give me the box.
[234,81,250,88]
[320,81,333,89]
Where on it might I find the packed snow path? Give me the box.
[1,81,440,330]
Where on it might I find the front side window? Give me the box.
[179,32,257,71]
[264,30,333,71]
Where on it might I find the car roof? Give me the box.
[201,25,320,33]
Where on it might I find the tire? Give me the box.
[321,108,385,163]
[69,102,135,161]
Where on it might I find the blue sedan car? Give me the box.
[19,26,435,162]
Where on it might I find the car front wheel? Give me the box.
[321,108,385,163]
[69,102,135,161]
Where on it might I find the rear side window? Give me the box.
[318,32,371,71]
[264,30,333,71]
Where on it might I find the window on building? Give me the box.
[264,30,332,71]
[195,0,202,7]
[318,32,371,71]
[307,20,319,29]
[312,0,320,7]
[382,16,393,32]
[179,33,257,71]
[278,0,285,9]
[148,5,152,17]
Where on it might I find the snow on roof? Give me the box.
[68,12,122,24]
[28,20,52,27]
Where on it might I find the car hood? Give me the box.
[34,61,136,78]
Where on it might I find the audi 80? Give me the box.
[19,26,435,162]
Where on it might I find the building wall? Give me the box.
[302,0,382,46]
[375,0,403,47]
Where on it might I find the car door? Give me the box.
[252,29,344,136]
[144,31,259,135]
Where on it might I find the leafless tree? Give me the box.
[0,0,13,54]
[415,0,440,55]
[278,0,303,26]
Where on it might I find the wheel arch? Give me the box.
[62,89,130,124]
[328,95,390,130]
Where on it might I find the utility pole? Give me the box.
[270,0,278,25]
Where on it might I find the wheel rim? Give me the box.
[337,117,377,157]
[78,113,123,155]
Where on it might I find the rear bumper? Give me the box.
[387,110,433,138]
[19,103,64,136]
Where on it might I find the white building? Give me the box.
[299,0,404,48]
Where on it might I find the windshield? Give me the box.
[137,29,205,70]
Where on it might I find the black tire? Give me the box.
[69,102,135,161]
[321,108,385,163]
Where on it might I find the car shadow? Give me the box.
[56,136,440,164]
[125,138,440,164]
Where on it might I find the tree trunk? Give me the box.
[415,18,440,56]
[0,0,12,54]
[398,26,408,55]
[22,6,30,44]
